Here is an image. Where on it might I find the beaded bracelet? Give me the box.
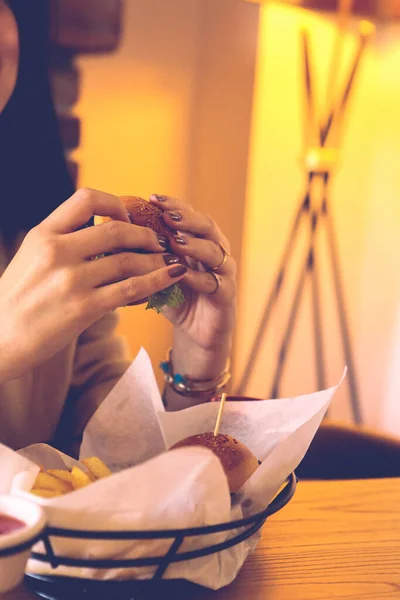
[160,347,231,398]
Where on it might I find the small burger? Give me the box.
[95,196,185,313]
[169,432,259,494]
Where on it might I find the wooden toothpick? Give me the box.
[213,392,227,437]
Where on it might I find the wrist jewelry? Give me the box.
[160,347,231,398]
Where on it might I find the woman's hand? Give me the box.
[0,188,187,381]
[149,194,236,394]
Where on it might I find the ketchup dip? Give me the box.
[0,514,25,536]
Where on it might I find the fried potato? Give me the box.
[30,489,62,498]
[70,466,92,489]
[47,469,75,486]
[30,457,112,497]
[33,472,73,494]
[82,457,112,480]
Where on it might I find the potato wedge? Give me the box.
[33,472,72,494]
[70,466,91,489]
[47,469,76,486]
[82,457,112,480]
[31,456,111,497]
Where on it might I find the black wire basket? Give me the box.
[22,473,296,600]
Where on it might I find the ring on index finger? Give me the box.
[211,242,230,272]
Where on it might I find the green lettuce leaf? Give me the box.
[146,284,185,314]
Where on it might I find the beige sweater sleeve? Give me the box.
[54,311,131,457]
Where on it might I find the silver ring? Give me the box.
[211,242,230,272]
[208,272,221,295]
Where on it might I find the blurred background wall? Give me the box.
[73,0,400,434]
[234,2,400,432]
[74,0,259,389]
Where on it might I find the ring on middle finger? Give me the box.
[211,242,230,272]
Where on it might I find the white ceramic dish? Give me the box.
[0,495,46,593]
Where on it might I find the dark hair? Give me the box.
[0,0,74,242]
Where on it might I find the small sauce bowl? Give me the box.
[0,496,46,593]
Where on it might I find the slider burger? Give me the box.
[170,433,259,494]
[95,196,185,312]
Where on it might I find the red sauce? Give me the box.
[0,513,25,535]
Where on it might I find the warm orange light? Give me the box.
[359,19,375,37]
[242,0,400,20]
[235,1,400,430]
[304,148,339,172]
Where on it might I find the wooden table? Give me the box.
[2,479,400,600]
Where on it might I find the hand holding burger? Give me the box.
[94,192,237,410]
[0,178,235,408]
[95,194,237,321]
[0,189,188,381]
[147,194,237,410]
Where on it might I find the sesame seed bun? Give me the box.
[94,196,175,240]
[170,432,259,493]
[120,196,175,239]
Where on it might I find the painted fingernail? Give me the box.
[169,265,187,278]
[157,235,168,248]
[163,254,180,266]
[151,194,167,202]
[168,211,182,222]
[127,211,133,223]
[174,235,186,245]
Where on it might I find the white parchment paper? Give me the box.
[0,349,345,589]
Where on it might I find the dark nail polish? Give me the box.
[155,194,167,202]
[163,254,180,266]
[157,235,168,248]
[174,235,186,245]
[169,265,187,278]
[168,211,182,222]
[127,211,133,223]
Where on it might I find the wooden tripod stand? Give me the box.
[237,22,374,424]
